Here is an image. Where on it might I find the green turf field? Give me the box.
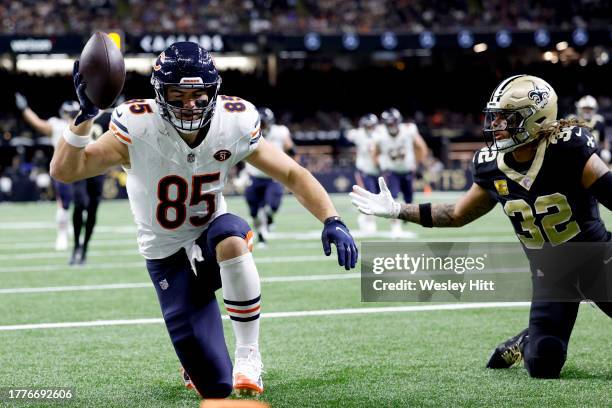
[0,193,610,407]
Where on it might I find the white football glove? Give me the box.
[600,149,611,164]
[349,177,401,219]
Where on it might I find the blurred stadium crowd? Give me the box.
[2,0,610,35]
[0,1,610,201]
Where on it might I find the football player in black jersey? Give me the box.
[575,95,609,164]
[69,108,111,265]
[350,75,611,379]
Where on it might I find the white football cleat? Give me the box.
[390,219,403,239]
[55,230,68,251]
[233,347,264,397]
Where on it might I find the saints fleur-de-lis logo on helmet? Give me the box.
[527,85,550,108]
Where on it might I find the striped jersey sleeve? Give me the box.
[110,106,132,145]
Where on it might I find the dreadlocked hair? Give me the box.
[539,117,592,141]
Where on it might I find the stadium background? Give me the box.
[0,0,611,201]
[0,1,611,407]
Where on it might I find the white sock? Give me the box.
[219,252,261,350]
[56,207,68,234]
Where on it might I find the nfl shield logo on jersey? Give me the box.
[494,180,509,195]
[159,279,169,290]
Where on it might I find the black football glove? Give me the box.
[72,60,99,125]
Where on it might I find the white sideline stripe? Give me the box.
[0,273,360,294]
[0,236,516,260]
[0,302,531,331]
[0,240,327,251]
[0,255,328,273]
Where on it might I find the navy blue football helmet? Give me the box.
[381,108,402,126]
[358,113,378,129]
[257,107,275,129]
[151,42,221,132]
[59,100,80,120]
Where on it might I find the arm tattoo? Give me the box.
[397,203,420,223]
[398,201,495,227]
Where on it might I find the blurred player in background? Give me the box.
[372,108,428,238]
[574,95,609,163]
[68,103,116,265]
[241,107,294,246]
[15,93,79,250]
[351,75,612,379]
[51,42,357,399]
[346,113,380,233]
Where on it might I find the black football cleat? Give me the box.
[486,328,529,369]
[69,246,83,266]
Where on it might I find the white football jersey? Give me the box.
[48,117,69,147]
[374,123,418,173]
[346,127,379,175]
[246,124,290,179]
[110,96,261,259]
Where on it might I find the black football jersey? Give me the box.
[588,114,606,146]
[472,126,610,251]
[91,110,112,141]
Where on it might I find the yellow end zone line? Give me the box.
[0,302,531,332]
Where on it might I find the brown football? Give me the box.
[78,32,125,109]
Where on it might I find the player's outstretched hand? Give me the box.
[349,177,400,219]
[321,217,358,270]
[72,60,99,125]
[15,92,28,111]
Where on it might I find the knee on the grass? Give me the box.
[200,381,233,399]
[525,336,567,379]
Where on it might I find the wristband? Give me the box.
[419,203,433,228]
[324,216,344,226]
[62,127,91,148]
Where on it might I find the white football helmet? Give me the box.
[575,95,598,121]
[483,75,558,152]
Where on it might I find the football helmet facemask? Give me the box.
[483,75,558,152]
[257,107,275,129]
[381,108,402,134]
[59,100,80,120]
[359,113,378,130]
[575,95,598,121]
[151,42,221,133]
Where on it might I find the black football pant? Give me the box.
[524,244,612,379]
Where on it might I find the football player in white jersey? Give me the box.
[346,113,380,233]
[372,108,428,237]
[575,95,609,163]
[15,93,79,251]
[243,107,294,245]
[50,42,357,400]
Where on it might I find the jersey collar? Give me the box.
[497,137,547,191]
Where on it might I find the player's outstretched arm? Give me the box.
[582,153,612,211]
[247,138,338,222]
[350,177,496,227]
[246,138,358,269]
[51,129,128,183]
[15,93,53,136]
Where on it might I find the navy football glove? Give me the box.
[321,216,358,270]
[72,60,99,125]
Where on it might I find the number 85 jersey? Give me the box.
[472,126,610,252]
[110,96,261,259]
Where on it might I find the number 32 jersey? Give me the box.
[110,96,261,259]
[472,126,610,251]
